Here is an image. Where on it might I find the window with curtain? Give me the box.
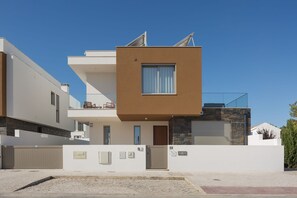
[142,65,175,94]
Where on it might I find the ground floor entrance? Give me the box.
[146,145,167,169]
[88,121,169,145]
[146,126,168,169]
[153,126,168,145]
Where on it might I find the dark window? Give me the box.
[37,127,42,133]
[104,126,111,145]
[134,126,141,145]
[51,92,55,105]
[56,94,60,123]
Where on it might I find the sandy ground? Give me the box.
[20,177,200,196]
[0,169,297,197]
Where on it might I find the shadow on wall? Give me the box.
[87,73,116,105]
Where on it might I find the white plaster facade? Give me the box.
[86,72,116,107]
[0,38,75,132]
[89,121,168,145]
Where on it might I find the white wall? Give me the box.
[251,122,281,138]
[69,95,81,109]
[0,130,88,146]
[89,121,168,145]
[248,134,282,145]
[86,72,116,107]
[63,145,146,171]
[1,39,75,131]
[0,145,2,169]
[0,38,62,88]
[71,131,88,139]
[168,145,284,172]
[63,145,283,172]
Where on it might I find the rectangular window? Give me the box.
[56,94,60,123]
[142,65,176,94]
[104,126,111,145]
[51,92,55,105]
[134,126,141,145]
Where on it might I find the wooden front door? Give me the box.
[153,126,168,145]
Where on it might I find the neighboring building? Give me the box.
[69,95,89,140]
[68,33,251,145]
[0,38,75,137]
[251,122,281,139]
[248,122,281,145]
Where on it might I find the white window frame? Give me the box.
[142,64,176,95]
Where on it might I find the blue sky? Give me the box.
[1,0,297,127]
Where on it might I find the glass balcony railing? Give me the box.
[202,92,248,108]
[69,93,116,110]
[70,92,248,110]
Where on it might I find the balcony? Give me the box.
[68,100,119,122]
[68,108,118,122]
[202,92,248,108]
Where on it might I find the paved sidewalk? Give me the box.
[187,171,297,187]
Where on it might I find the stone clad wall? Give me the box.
[169,117,192,145]
[169,108,251,145]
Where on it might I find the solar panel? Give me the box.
[126,32,147,47]
[174,33,195,47]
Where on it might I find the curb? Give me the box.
[14,176,54,192]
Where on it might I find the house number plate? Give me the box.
[178,151,188,156]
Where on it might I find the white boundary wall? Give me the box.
[0,130,88,146]
[63,145,283,172]
[63,145,146,171]
[248,134,282,145]
[168,145,284,172]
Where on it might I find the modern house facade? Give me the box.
[0,38,77,138]
[0,35,284,173]
[68,34,251,146]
